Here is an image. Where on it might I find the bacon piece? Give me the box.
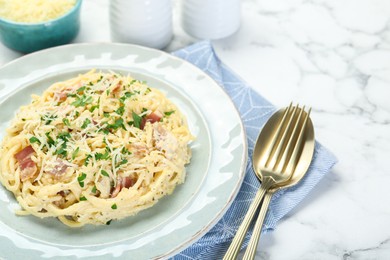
[14,145,34,162]
[56,92,68,102]
[14,145,38,181]
[122,176,135,188]
[111,176,135,198]
[54,86,76,102]
[140,112,162,130]
[112,80,122,93]
[111,183,122,198]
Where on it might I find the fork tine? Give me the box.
[274,106,306,173]
[262,103,292,166]
[265,104,298,169]
[283,107,311,175]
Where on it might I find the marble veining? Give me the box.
[1,0,390,259]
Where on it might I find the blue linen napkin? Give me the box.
[171,41,337,259]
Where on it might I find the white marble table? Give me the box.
[1,0,390,259]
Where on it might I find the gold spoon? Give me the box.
[224,104,315,260]
[242,105,315,259]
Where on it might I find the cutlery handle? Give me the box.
[243,191,273,260]
[223,178,273,260]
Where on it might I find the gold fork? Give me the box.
[224,104,314,260]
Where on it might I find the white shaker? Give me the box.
[181,0,241,40]
[110,0,173,49]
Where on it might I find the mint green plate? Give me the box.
[0,43,247,259]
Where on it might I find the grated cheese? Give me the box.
[0,0,76,23]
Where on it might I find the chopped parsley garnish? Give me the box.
[29,136,40,144]
[132,111,142,129]
[95,151,110,160]
[53,132,71,157]
[81,118,91,129]
[89,104,99,112]
[121,147,131,155]
[116,159,128,167]
[89,97,100,112]
[84,154,93,166]
[62,118,70,126]
[111,203,117,210]
[42,114,57,125]
[71,94,93,107]
[54,143,67,157]
[76,86,86,94]
[119,92,134,103]
[105,118,125,131]
[91,185,97,193]
[72,147,80,160]
[103,112,110,118]
[164,111,175,116]
[115,106,125,116]
[45,132,55,147]
[58,132,71,141]
[80,196,87,201]
[101,170,109,177]
[77,173,87,187]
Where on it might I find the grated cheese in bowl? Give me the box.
[0,0,76,23]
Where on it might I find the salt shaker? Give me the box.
[181,0,241,40]
[110,0,173,49]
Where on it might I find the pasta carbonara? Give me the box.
[0,70,193,227]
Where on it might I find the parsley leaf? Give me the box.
[164,111,175,116]
[81,118,91,129]
[101,170,109,177]
[62,118,70,126]
[42,114,57,125]
[58,132,71,142]
[76,86,86,94]
[45,132,55,147]
[119,92,134,103]
[107,118,125,130]
[29,136,40,144]
[84,154,93,166]
[116,159,128,168]
[54,143,67,157]
[72,147,79,160]
[77,173,87,187]
[95,151,110,160]
[71,94,93,107]
[115,106,125,116]
[132,111,142,129]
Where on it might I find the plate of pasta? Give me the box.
[0,43,247,259]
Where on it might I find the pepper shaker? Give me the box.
[181,0,241,39]
[110,0,173,49]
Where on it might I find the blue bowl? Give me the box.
[0,0,82,53]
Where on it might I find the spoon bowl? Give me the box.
[252,105,315,191]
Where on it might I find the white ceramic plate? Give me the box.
[0,43,247,259]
